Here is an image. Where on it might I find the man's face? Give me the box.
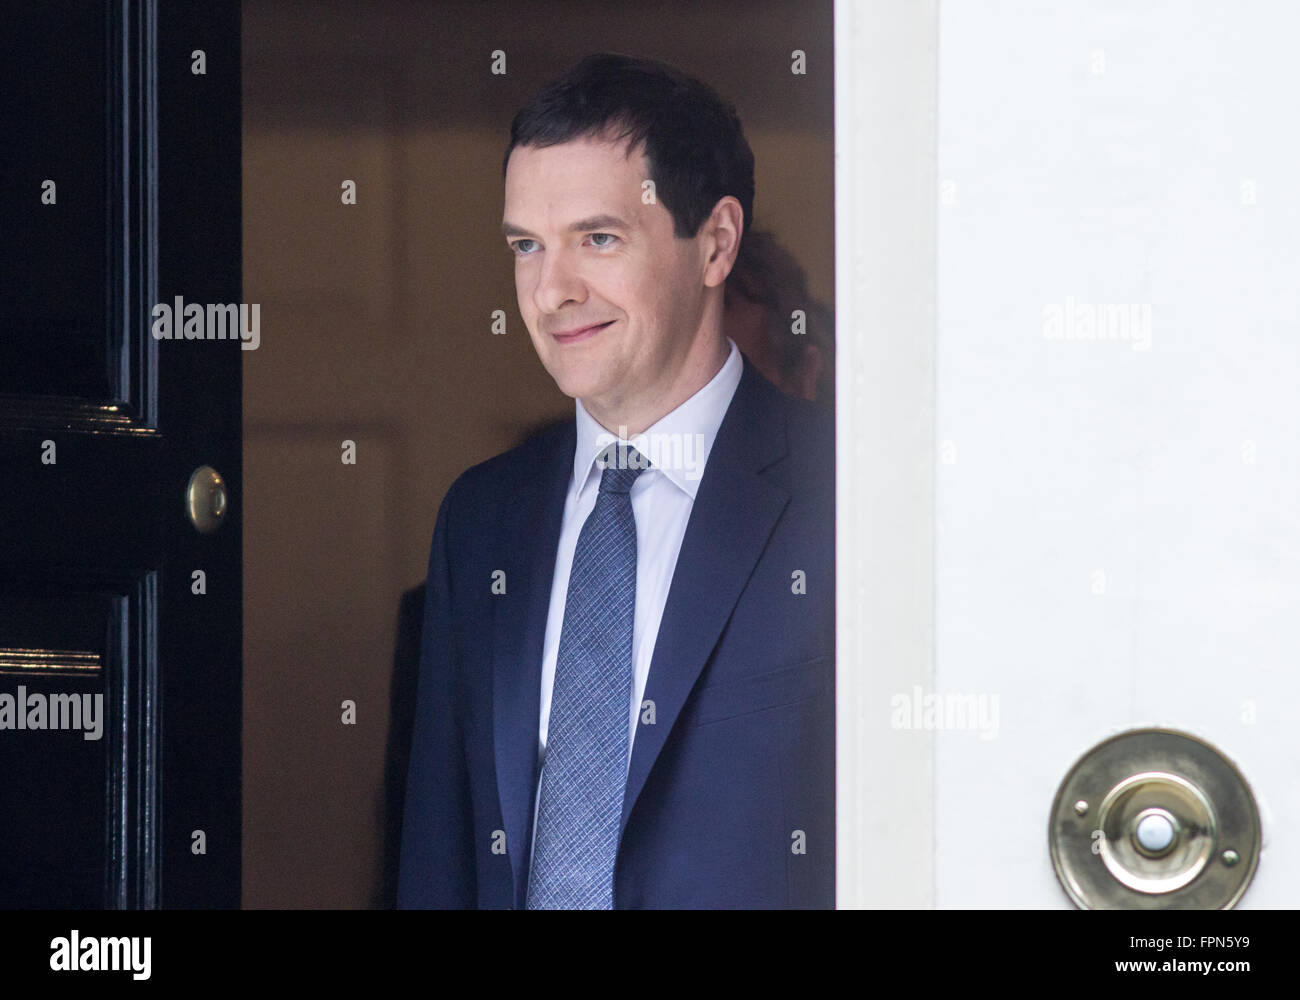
[502,134,710,424]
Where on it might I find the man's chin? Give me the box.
[547,366,603,403]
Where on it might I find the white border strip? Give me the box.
[834,0,937,908]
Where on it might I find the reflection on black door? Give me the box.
[0,1,241,908]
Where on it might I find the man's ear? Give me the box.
[702,197,744,288]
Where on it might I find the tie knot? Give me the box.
[596,443,648,494]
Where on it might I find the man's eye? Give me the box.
[589,233,617,248]
[510,239,538,255]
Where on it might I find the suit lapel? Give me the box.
[619,357,791,840]
[491,420,573,907]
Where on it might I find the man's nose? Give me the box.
[531,247,587,314]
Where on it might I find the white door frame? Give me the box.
[834,0,938,908]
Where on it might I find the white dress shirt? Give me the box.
[530,337,743,858]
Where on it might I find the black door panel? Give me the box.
[0,1,241,909]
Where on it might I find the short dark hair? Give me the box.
[502,52,755,241]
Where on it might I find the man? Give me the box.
[724,228,835,406]
[398,53,834,909]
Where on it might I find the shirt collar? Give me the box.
[572,337,742,502]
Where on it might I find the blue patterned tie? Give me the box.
[526,442,647,909]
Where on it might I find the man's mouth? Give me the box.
[552,320,614,344]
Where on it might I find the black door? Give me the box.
[0,1,241,908]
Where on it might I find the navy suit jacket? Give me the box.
[397,356,835,908]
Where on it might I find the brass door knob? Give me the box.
[1049,728,1260,909]
[186,465,228,534]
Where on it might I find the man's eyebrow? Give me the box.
[501,214,630,239]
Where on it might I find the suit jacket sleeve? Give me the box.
[396,481,476,907]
